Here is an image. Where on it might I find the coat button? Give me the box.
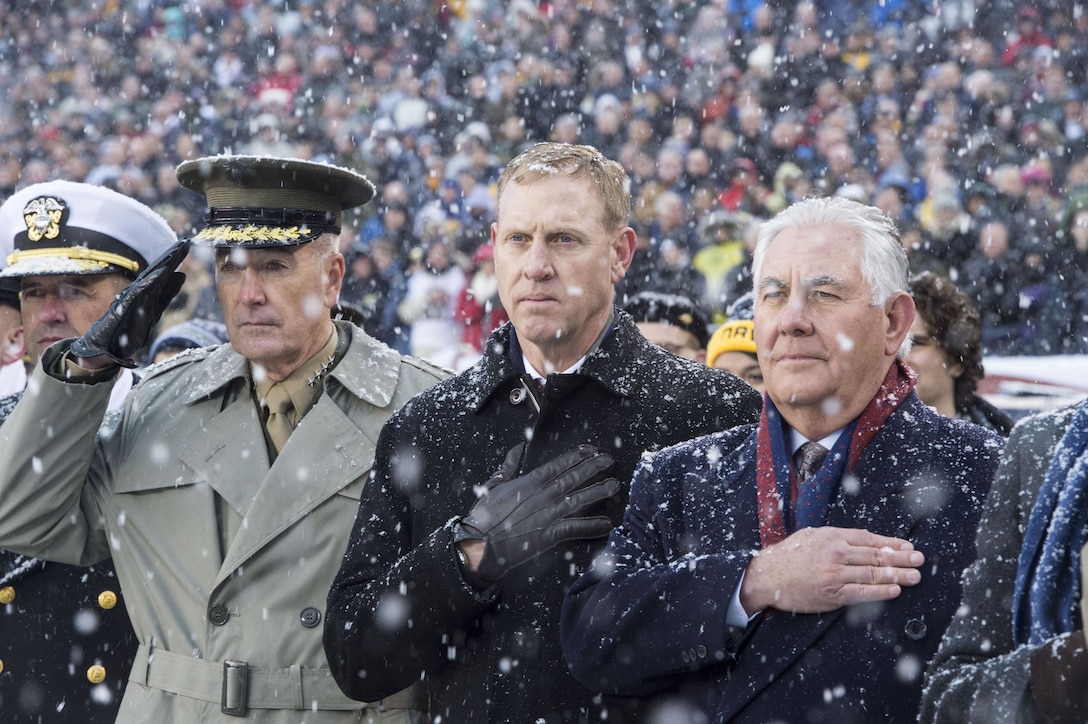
[0,658,4,674]
[300,607,322,628]
[0,586,14,604]
[98,590,118,610]
[509,387,526,405]
[208,604,230,626]
[904,619,927,640]
[87,664,106,683]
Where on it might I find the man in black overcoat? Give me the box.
[324,143,761,723]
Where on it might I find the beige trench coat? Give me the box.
[0,324,448,722]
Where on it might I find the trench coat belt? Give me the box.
[129,641,427,711]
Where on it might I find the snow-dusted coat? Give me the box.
[0,540,136,722]
[0,323,448,723]
[1,385,137,722]
[561,392,1004,723]
[324,311,762,723]
[919,403,1081,723]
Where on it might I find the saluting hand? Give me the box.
[71,240,190,369]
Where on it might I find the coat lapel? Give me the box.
[213,326,397,585]
[828,394,940,540]
[215,394,372,584]
[176,394,269,518]
[720,598,846,718]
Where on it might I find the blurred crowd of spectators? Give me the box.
[2,0,1087,364]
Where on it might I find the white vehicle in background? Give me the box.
[980,355,1088,421]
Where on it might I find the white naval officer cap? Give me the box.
[0,180,177,279]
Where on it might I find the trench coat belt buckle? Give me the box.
[222,659,248,716]
[130,642,366,713]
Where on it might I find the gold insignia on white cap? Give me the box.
[23,196,65,242]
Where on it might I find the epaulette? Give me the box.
[138,345,218,383]
[400,353,455,378]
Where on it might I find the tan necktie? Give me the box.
[264,383,295,453]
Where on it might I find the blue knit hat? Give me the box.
[149,318,229,360]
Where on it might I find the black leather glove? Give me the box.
[70,241,190,368]
[459,443,620,583]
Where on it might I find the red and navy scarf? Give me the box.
[755,360,918,547]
